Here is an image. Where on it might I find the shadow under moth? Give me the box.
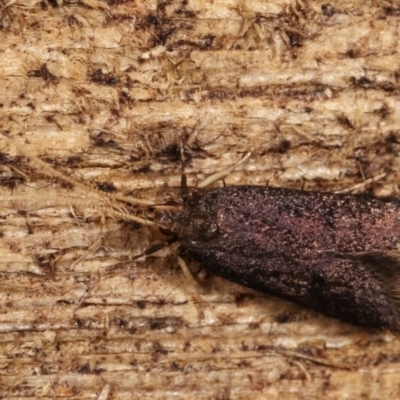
[1,132,400,331]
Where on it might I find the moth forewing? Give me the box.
[170,186,400,331]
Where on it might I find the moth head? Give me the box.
[169,198,219,246]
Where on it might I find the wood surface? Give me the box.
[0,0,400,398]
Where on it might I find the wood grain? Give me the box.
[0,1,400,398]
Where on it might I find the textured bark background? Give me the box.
[0,0,400,399]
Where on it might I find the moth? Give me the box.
[1,133,400,331]
[170,186,400,331]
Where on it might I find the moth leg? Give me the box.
[334,173,386,194]
[178,255,208,324]
[131,237,177,261]
[197,151,252,189]
[178,255,200,287]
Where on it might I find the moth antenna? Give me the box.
[0,132,154,206]
[0,192,160,227]
[102,207,163,228]
[197,151,252,189]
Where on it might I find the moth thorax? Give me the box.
[173,203,218,244]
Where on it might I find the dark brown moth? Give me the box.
[160,186,400,331]
[2,132,400,331]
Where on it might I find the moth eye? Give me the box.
[153,210,175,229]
